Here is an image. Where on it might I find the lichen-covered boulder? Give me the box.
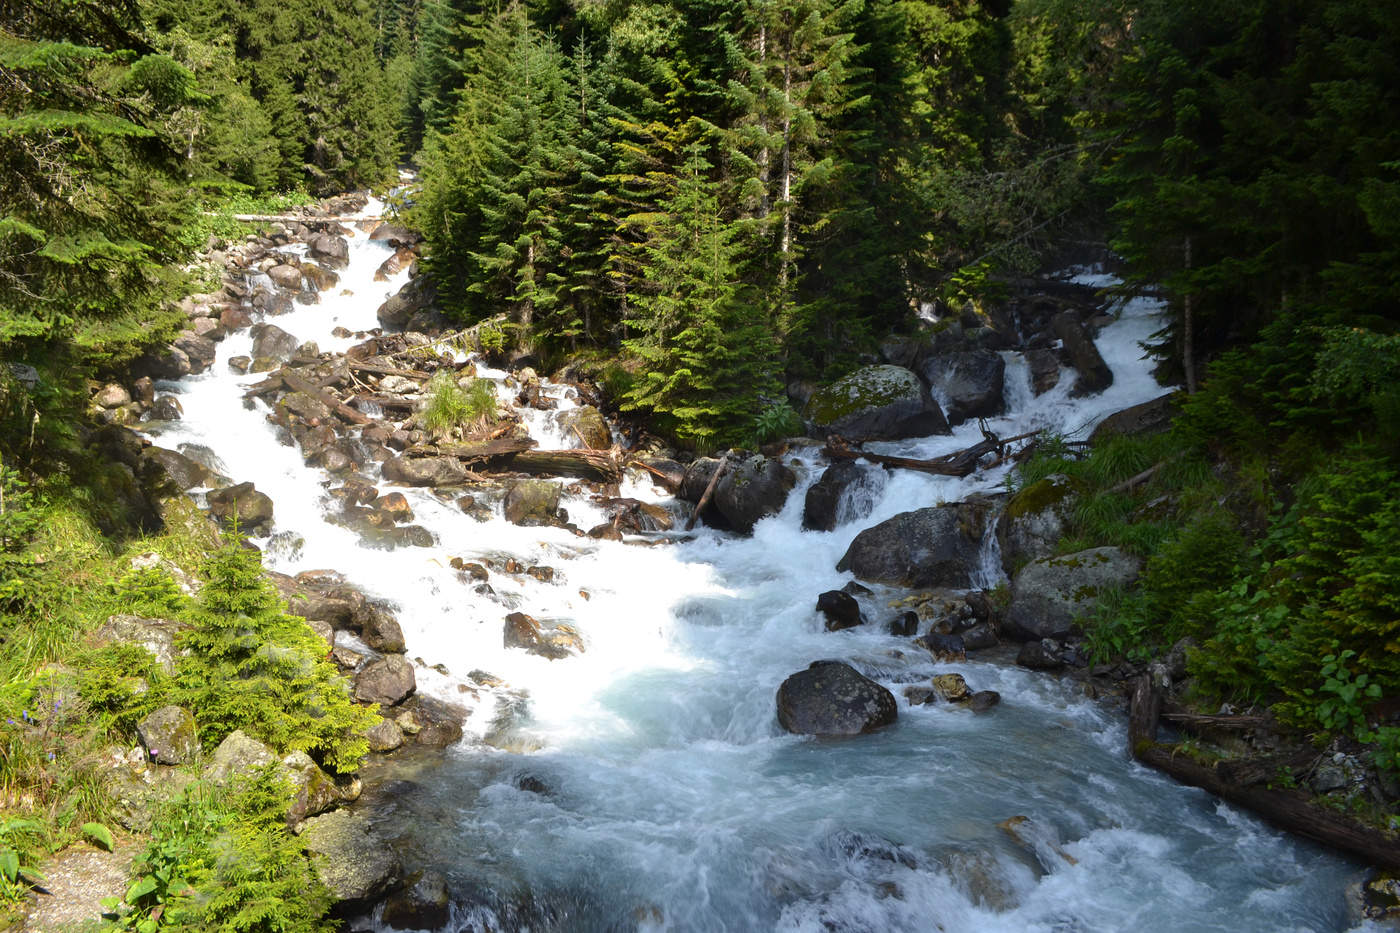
[203,730,276,783]
[920,349,1006,425]
[93,614,189,674]
[365,719,404,753]
[300,809,402,904]
[835,505,984,589]
[381,455,469,487]
[776,660,897,736]
[137,706,200,764]
[503,479,561,526]
[997,473,1080,574]
[713,455,796,535]
[805,365,950,440]
[1004,546,1142,641]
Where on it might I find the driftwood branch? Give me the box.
[279,370,371,425]
[348,360,431,379]
[686,459,728,531]
[1128,674,1400,869]
[823,429,1041,478]
[1109,461,1166,495]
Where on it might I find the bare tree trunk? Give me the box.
[778,52,793,293]
[757,19,770,220]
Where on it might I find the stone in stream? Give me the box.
[915,632,966,661]
[1003,546,1142,642]
[804,364,950,441]
[888,611,919,637]
[382,870,451,932]
[150,395,183,421]
[775,660,897,736]
[140,445,218,492]
[802,460,881,532]
[301,262,339,293]
[557,405,611,449]
[94,383,131,408]
[712,454,797,535]
[267,263,303,290]
[354,604,406,654]
[354,655,417,706]
[394,694,467,747]
[997,473,1080,575]
[205,481,274,533]
[365,718,404,753]
[381,455,469,487]
[815,590,864,631]
[300,809,402,905]
[307,233,349,269]
[919,349,1006,425]
[249,322,299,361]
[835,504,985,589]
[503,611,583,660]
[503,479,562,527]
[932,673,971,703]
[1051,311,1113,396]
[173,332,217,373]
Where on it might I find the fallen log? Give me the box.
[279,370,371,426]
[413,437,537,461]
[507,449,621,483]
[823,429,1041,478]
[685,458,728,531]
[1160,709,1271,731]
[352,394,417,413]
[348,360,432,379]
[243,373,284,398]
[1128,674,1400,869]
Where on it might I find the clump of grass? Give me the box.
[420,370,497,438]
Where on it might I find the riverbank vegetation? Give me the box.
[2,0,1399,922]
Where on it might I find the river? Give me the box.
[151,199,1373,932]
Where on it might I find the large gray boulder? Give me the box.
[1051,312,1113,396]
[1004,546,1142,641]
[503,479,562,526]
[381,455,469,487]
[997,474,1079,574]
[920,349,1006,425]
[1089,393,1178,444]
[354,655,417,706]
[713,455,796,535]
[267,263,304,291]
[805,365,950,441]
[249,322,299,361]
[307,233,350,270]
[836,505,984,589]
[140,446,218,492]
[776,661,897,736]
[203,729,276,783]
[376,275,434,331]
[93,614,189,674]
[137,706,200,764]
[300,809,402,904]
[205,481,274,533]
[803,460,883,532]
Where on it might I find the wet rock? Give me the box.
[1052,311,1112,396]
[932,673,971,703]
[205,481,274,533]
[503,479,561,527]
[137,706,200,765]
[376,275,434,331]
[450,559,489,582]
[368,222,419,247]
[960,622,998,651]
[888,611,919,637]
[267,263,303,290]
[1025,348,1060,396]
[227,356,252,375]
[221,305,254,331]
[836,505,983,589]
[998,815,1077,870]
[713,454,796,535]
[904,686,936,706]
[997,474,1079,574]
[354,655,417,706]
[396,694,467,747]
[503,611,582,660]
[249,322,299,361]
[920,349,1006,425]
[151,395,183,421]
[775,660,897,736]
[915,632,966,661]
[140,446,216,492]
[558,405,611,449]
[93,614,189,675]
[372,492,413,522]
[968,690,1001,712]
[173,332,217,373]
[597,498,673,534]
[300,809,402,904]
[805,364,950,441]
[1004,547,1142,641]
[307,233,349,269]
[1089,393,1178,444]
[301,262,339,293]
[816,590,864,631]
[281,390,335,424]
[132,376,155,405]
[382,869,451,932]
[135,346,191,380]
[381,455,469,487]
[365,719,404,753]
[1016,639,1065,671]
[354,604,406,654]
[803,460,882,532]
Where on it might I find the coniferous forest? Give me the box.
[2,0,1400,928]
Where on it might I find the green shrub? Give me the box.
[175,542,379,774]
[419,370,497,437]
[750,400,804,445]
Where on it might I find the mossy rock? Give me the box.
[805,365,949,441]
[1003,546,1141,641]
[998,474,1083,575]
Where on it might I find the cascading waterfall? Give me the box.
[146,207,1372,933]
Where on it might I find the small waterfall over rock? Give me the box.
[143,209,1368,932]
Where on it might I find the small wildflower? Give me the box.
[47,752,54,761]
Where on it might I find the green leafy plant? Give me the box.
[419,370,497,438]
[750,400,804,445]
